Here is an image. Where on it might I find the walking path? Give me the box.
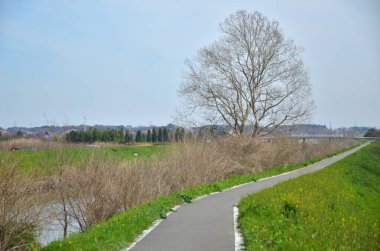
[128,142,370,251]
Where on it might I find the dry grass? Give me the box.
[0,138,66,150]
[47,141,243,234]
[239,138,358,171]
[0,138,127,151]
[119,141,242,207]
[0,137,358,247]
[48,138,357,233]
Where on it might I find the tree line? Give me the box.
[66,129,124,143]
[65,127,187,143]
[364,129,380,137]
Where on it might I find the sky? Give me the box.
[0,0,379,129]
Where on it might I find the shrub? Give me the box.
[0,159,44,250]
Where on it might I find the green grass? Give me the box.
[0,145,167,175]
[40,142,364,250]
[238,141,380,250]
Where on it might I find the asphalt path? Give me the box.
[128,142,370,251]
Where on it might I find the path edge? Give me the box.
[124,142,370,250]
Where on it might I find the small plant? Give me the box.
[328,201,336,210]
[160,211,167,219]
[282,201,298,218]
[179,194,193,203]
[159,206,171,219]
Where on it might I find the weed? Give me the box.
[282,201,298,218]
[179,194,193,203]
[160,212,167,219]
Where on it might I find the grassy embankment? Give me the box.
[0,145,167,174]
[238,141,380,250]
[41,142,365,250]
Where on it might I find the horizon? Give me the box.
[1,0,379,129]
[1,122,377,131]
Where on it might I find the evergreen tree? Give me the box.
[175,127,185,142]
[115,129,124,143]
[163,128,169,142]
[102,130,111,141]
[152,128,158,142]
[66,130,77,142]
[124,130,129,143]
[364,128,380,137]
[117,128,124,143]
[128,132,133,142]
[168,129,173,142]
[135,130,143,142]
[92,128,99,142]
[180,128,185,141]
[146,129,152,142]
[84,128,93,142]
[158,128,163,142]
[124,130,133,143]
[175,128,180,142]
[78,131,85,142]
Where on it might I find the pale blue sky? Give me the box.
[0,0,379,128]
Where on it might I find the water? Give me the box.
[36,202,80,246]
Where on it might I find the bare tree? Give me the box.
[179,10,313,137]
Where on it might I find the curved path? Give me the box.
[128,142,370,251]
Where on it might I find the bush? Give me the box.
[0,159,44,250]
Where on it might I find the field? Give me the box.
[238,141,380,250]
[0,144,167,174]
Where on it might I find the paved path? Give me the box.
[128,142,370,251]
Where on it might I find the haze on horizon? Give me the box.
[0,0,379,129]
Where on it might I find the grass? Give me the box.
[238,141,380,250]
[0,145,167,174]
[41,142,364,250]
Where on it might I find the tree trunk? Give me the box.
[252,122,259,138]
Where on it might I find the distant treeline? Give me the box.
[364,128,380,137]
[65,127,187,143]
